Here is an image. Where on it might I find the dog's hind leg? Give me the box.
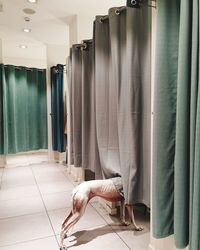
[120,200,129,226]
[127,205,143,231]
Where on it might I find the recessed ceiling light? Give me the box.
[19,45,27,49]
[23,28,31,33]
[27,0,37,3]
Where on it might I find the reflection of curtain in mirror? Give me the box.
[94,6,151,206]
[0,64,48,155]
[51,64,65,153]
[153,1,200,250]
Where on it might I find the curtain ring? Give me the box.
[115,9,120,15]
[82,43,87,50]
[99,17,103,23]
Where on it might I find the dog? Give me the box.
[60,178,143,250]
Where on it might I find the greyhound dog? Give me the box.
[60,178,143,250]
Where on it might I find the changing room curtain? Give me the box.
[81,40,101,178]
[94,6,151,206]
[0,64,48,154]
[51,64,65,152]
[68,49,74,164]
[0,65,3,155]
[153,1,200,249]
[71,45,82,167]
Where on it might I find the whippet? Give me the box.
[60,178,143,250]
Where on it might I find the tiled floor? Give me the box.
[0,162,150,250]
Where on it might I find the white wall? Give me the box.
[77,15,94,42]
[2,39,47,68]
[0,38,2,63]
[46,44,69,67]
[0,38,5,167]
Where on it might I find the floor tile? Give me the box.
[31,164,61,175]
[0,213,54,246]
[56,225,130,250]
[1,175,36,189]
[42,191,72,211]
[0,236,59,250]
[34,171,69,184]
[48,204,107,234]
[0,185,40,202]
[117,229,150,250]
[0,196,45,219]
[3,167,33,178]
[38,181,74,195]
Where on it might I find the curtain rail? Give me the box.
[100,0,156,22]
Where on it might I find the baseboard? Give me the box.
[0,156,6,168]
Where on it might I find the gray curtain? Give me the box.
[94,6,151,206]
[81,40,102,178]
[94,15,121,180]
[71,45,82,167]
[68,49,74,165]
[153,0,200,249]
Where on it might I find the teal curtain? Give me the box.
[0,64,48,154]
[50,64,65,152]
[0,65,3,155]
[153,1,200,249]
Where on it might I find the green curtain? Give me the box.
[153,1,200,249]
[0,64,48,154]
[50,64,65,152]
[0,65,4,155]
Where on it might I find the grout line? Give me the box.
[0,211,48,221]
[0,235,56,248]
[90,202,131,250]
[30,165,61,248]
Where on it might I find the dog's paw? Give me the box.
[120,220,130,226]
[60,245,67,250]
[134,226,144,231]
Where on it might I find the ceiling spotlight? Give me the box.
[23,28,31,33]
[27,0,37,3]
[19,45,27,49]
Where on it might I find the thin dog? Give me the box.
[60,178,143,250]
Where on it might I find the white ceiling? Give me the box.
[0,0,125,46]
